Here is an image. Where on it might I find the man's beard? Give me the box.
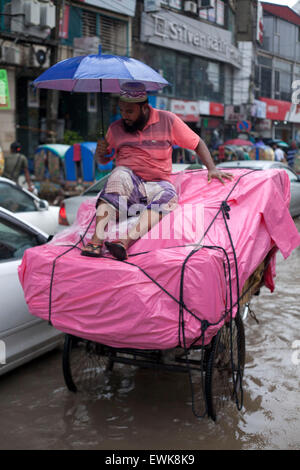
[123,110,148,133]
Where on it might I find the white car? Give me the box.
[0,207,62,375]
[216,160,300,217]
[0,177,59,235]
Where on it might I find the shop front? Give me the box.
[259,97,293,142]
[199,101,224,149]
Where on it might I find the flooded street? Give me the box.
[0,218,299,450]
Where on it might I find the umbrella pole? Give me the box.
[99,78,104,139]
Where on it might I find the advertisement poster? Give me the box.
[0,69,10,110]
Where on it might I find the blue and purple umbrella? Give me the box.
[34,47,169,136]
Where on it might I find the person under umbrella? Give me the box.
[81,82,233,261]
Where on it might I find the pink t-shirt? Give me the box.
[106,106,200,182]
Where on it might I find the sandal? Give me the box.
[81,242,103,258]
[105,240,128,261]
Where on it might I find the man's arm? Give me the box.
[195,139,233,184]
[24,167,34,192]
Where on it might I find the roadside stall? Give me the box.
[33,144,70,202]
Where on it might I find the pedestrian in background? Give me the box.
[3,142,34,192]
[286,141,298,168]
[273,143,287,164]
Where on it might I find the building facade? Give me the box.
[3,0,300,158]
[0,0,57,155]
[133,0,242,147]
[0,0,135,156]
[252,1,300,143]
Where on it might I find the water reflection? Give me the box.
[0,220,299,449]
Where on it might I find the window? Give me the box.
[82,10,97,37]
[0,183,37,213]
[255,56,272,99]
[146,46,224,102]
[176,55,191,99]
[260,67,272,98]
[274,60,292,101]
[100,16,128,56]
[0,219,40,261]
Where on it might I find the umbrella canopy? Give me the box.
[223,139,253,146]
[33,48,169,93]
[34,48,169,138]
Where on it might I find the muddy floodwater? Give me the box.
[0,219,299,450]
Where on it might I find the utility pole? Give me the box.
[46,0,61,143]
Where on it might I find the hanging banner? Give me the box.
[260,97,291,121]
[0,70,10,110]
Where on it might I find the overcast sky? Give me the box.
[261,0,297,7]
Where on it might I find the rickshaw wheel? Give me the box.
[62,334,115,393]
[205,314,245,421]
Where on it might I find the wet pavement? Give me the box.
[0,218,299,450]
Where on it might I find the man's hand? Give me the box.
[207,168,234,184]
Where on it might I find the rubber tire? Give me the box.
[205,314,245,421]
[62,334,114,393]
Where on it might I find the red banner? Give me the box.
[209,102,224,116]
[260,97,291,121]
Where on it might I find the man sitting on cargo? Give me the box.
[81,82,233,261]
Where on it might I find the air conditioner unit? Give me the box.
[1,46,21,65]
[24,0,40,26]
[40,1,56,29]
[31,45,50,68]
[184,1,198,14]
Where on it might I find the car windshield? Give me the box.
[0,218,40,261]
[0,182,37,213]
[83,175,109,196]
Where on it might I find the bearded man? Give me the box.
[81,82,232,260]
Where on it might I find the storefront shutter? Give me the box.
[82,10,97,37]
[100,16,128,56]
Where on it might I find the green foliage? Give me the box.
[63,130,84,145]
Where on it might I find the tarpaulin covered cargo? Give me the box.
[18,169,300,349]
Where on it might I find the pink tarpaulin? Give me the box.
[18,169,300,349]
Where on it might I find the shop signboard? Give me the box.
[256,119,272,131]
[199,100,224,116]
[0,70,10,110]
[170,99,199,122]
[77,0,136,17]
[260,97,291,121]
[140,10,242,68]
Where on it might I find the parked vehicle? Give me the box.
[58,164,191,228]
[0,177,59,235]
[0,207,62,376]
[216,160,300,217]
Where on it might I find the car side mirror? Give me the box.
[38,199,49,211]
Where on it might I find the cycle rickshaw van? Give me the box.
[18,167,300,420]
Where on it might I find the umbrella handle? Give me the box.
[99,79,104,138]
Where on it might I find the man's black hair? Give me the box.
[10,141,21,153]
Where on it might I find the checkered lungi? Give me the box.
[96,166,178,215]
